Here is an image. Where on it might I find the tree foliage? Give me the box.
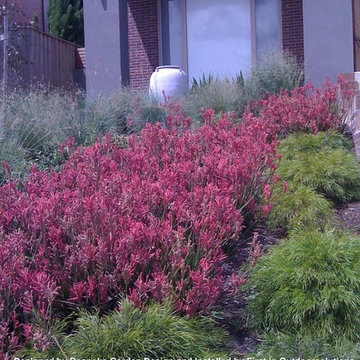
[48,0,84,46]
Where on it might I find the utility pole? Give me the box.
[0,5,8,144]
[1,5,8,91]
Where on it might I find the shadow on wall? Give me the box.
[101,0,107,10]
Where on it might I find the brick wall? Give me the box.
[281,0,304,64]
[10,0,45,31]
[127,0,159,88]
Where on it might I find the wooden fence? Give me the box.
[4,27,84,90]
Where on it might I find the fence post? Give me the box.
[2,6,8,92]
[0,5,8,144]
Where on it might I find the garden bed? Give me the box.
[0,58,359,358]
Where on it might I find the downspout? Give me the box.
[119,0,129,85]
[42,0,48,33]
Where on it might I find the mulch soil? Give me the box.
[335,201,360,233]
[213,222,282,356]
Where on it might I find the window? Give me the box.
[160,0,281,83]
[187,0,251,81]
[161,0,185,69]
[255,0,281,59]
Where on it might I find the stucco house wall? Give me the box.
[83,1,126,97]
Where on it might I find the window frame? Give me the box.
[158,0,282,81]
[158,0,188,74]
[253,0,283,61]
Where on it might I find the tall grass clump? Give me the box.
[20,300,228,359]
[180,79,239,124]
[246,228,360,341]
[85,88,167,138]
[0,136,27,181]
[0,87,167,183]
[238,50,302,115]
[245,50,303,99]
[3,87,165,149]
[3,87,84,148]
[181,50,302,123]
[0,88,84,182]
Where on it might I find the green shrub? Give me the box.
[268,182,333,231]
[278,130,352,161]
[247,331,360,359]
[278,148,360,203]
[246,228,360,341]
[20,300,228,358]
[275,131,359,204]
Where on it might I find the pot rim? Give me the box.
[155,65,182,71]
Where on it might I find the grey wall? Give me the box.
[84,0,126,97]
[303,0,353,88]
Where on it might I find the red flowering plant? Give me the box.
[243,76,353,140]
[0,106,279,354]
[0,78,349,355]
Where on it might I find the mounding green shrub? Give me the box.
[268,182,333,231]
[278,148,360,203]
[278,130,352,161]
[246,228,360,341]
[274,131,359,204]
[247,331,360,359]
[20,300,228,358]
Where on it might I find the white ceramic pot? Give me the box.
[149,66,187,100]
